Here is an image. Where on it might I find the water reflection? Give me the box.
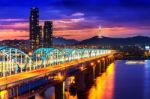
[114,60,144,99]
[88,60,150,99]
[144,60,150,99]
[65,91,77,99]
[88,63,115,99]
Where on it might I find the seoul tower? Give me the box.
[98,26,102,38]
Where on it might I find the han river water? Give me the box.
[88,60,150,99]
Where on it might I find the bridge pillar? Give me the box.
[75,70,86,99]
[13,86,19,99]
[109,56,114,63]
[55,81,65,99]
[105,57,109,67]
[101,59,105,73]
[85,64,95,87]
[108,56,114,64]
[112,56,115,62]
[75,71,86,91]
[95,61,101,77]
[108,57,111,64]
[109,57,113,63]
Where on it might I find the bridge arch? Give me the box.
[61,48,83,61]
[0,46,112,77]
[0,46,31,77]
[32,48,62,68]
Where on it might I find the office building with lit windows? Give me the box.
[43,21,53,47]
[29,7,41,50]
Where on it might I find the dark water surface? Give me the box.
[88,60,150,99]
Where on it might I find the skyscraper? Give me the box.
[29,7,41,50]
[43,21,53,47]
[38,26,43,47]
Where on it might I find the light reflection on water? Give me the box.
[88,63,115,99]
[88,60,150,99]
[144,60,150,99]
[65,92,77,99]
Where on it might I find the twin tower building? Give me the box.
[29,8,53,50]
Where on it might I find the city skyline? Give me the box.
[0,0,150,41]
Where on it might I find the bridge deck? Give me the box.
[0,53,112,88]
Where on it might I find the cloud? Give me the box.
[0,29,28,40]
[70,18,85,22]
[0,18,27,22]
[0,22,28,30]
[54,28,98,41]
[71,12,84,16]
[53,18,86,30]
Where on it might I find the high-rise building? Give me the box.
[38,26,43,47]
[43,21,53,47]
[29,7,40,50]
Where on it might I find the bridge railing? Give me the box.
[0,46,112,78]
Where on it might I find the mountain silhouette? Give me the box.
[78,36,150,45]
[53,37,78,45]
[1,36,150,46]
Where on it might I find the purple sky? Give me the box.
[0,0,150,40]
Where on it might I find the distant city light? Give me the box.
[125,61,145,65]
[145,46,150,50]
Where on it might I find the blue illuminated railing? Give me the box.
[0,46,112,77]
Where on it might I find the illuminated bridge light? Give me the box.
[80,66,85,71]
[97,60,100,63]
[0,90,8,99]
[91,62,95,66]
[54,73,64,81]
[0,46,112,78]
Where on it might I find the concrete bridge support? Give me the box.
[85,65,95,87]
[75,71,86,91]
[107,57,111,65]
[95,62,101,77]
[101,59,106,73]
[108,56,115,65]
[75,71,86,99]
[111,56,115,63]
[105,57,109,67]
[55,81,65,99]
[95,56,114,77]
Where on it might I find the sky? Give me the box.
[0,0,150,41]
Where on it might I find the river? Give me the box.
[88,60,150,99]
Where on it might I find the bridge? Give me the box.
[0,46,118,99]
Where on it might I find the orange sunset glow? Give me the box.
[0,22,149,41]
